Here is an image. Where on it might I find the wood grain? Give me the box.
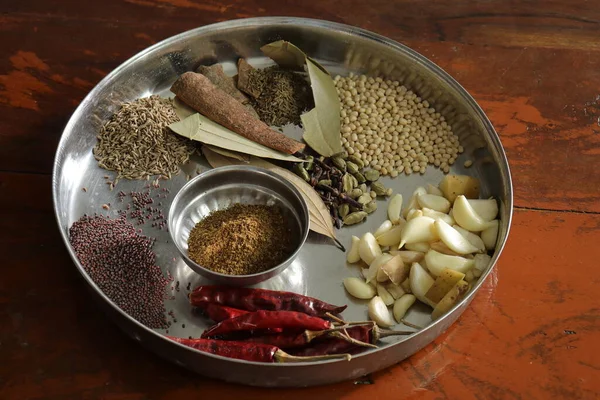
[1,1,600,398]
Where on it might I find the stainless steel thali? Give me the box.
[52,17,513,387]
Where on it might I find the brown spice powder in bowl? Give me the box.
[187,203,295,275]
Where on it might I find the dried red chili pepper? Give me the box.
[190,285,347,317]
[167,336,351,363]
[240,325,378,349]
[197,303,249,322]
[289,324,413,357]
[201,310,333,338]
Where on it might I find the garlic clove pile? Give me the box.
[453,195,493,232]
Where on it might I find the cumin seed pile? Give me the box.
[187,204,294,275]
[93,95,195,184]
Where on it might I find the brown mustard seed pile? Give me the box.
[187,204,294,275]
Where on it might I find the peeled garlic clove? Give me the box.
[400,277,412,293]
[366,253,393,283]
[380,255,408,285]
[481,219,499,250]
[426,183,444,197]
[368,296,396,327]
[453,225,486,253]
[385,282,406,299]
[422,207,455,225]
[387,194,403,224]
[374,220,393,237]
[409,262,436,307]
[402,187,426,218]
[464,270,475,282]
[434,219,479,255]
[359,232,382,265]
[377,284,395,306]
[453,195,493,232]
[467,199,498,222]
[393,294,417,322]
[347,235,361,263]
[406,209,423,221]
[424,249,475,276]
[418,194,451,214]
[398,216,437,249]
[429,241,460,256]
[376,225,403,247]
[391,250,425,264]
[473,253,492,273]
[343,277,376,299]
[405,242,430,253]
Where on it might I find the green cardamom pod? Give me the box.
[332,157,347,172]
[364,169,380,182]
[318,179,332,187]
[350,205,362,213]
[346,161,359,175]
[348,188,363,199]
[338,203,350,218]
[347,155,364,169]
[305,156,314,171]
[332,151,348,160]
[358,183,368,193]
[342,174,354,192]
[354,171,366,184]
[371,181,387,196]
[357,193,372,205]
[364,200,378,214]
[350,174,359,188]
[293,163,310,182]
[343,211,368,226]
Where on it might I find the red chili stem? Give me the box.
[190,286,347,317]
[239,325,377,349]
[201,310,333,338]
[168,336,351,363]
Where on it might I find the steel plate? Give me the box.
[52,17,513,387]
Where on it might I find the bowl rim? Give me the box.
[51,16,513,370]
[167,164,311,280]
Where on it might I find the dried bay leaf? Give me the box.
[202,145,250,162]
[261,40,342,157]
[168,113,302,163]
[202,146,343,250]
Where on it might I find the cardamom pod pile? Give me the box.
[293,152,393,228]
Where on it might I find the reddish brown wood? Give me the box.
[1,1,600,398]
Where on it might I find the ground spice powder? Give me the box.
[187,204,294,275]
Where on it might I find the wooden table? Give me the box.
[1,1,599,399]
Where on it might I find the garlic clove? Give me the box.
[453,195,493,232]
[374,220,393,237]
[366,253,393,283]
[405,241,431,253]
[343,277,376,299]
[359,232,382,265]
[452,225,486,253]
[376,225,403,247]
[377,284,395,306]
[473,253,492,273]
[424,249,475,276]
[409,262,436,307]
[466,199,498,222]
[346,235,361,263]
[406,209,424,221]
[402,187,426,218]
[385,282,406,299]
[380,255,408,285]
[426,183,444,197]
[368,296,396,327]
[398,216,437,249]
[418,194,451,214]
[387,194,403,224]
[393,294,417,322]
[481,219,499,250]
[429,241,461,256]
[390,250,425,264]
[421,207,455,225]
[434,219,479,255]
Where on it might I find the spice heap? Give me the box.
[93,95,196,184]
[69,214,171,328]
[237,63,314,127]
[334,74,463,176]
[187,204,294,275]
[292,151,393,228]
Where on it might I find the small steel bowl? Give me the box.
[168,165,309,286]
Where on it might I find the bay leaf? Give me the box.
[202,146,343,249]
[173,96,195,120]
[202,144,250,162]
[261,40,343,157]
[168,113,302,163]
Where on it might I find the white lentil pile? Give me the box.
[333,74,463,177]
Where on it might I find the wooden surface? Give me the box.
[1,1,599,399]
